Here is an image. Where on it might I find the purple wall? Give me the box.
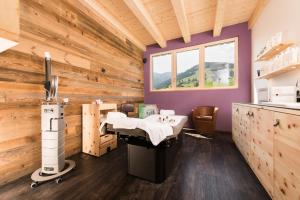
[143,22,251,132]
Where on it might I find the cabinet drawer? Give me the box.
[100,134,114,144]
[99,140,117,156]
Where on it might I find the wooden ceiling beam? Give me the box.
[78,0,146,51]
[213,0,225,37]
[248,0,269,29]
[124,0,166,48]
[170,0,191,43]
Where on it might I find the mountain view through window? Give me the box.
[151,38,237,91]
[176,49,199,88]
[204,42,235,88]
[152,54,172,90]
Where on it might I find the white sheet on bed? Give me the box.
[105,112,139,129]
[101,112,187,146]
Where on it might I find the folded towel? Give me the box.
[160,109,175,115]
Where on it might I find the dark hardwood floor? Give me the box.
[0,133,271,200]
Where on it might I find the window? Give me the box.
[176,49,199,88]
[152,54,172,90]
[204,41,236,88]
[150,38,238,91]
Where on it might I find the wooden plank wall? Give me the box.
[0,0,144,186]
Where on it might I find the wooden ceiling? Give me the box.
[77,0,269,50]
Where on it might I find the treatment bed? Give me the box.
[103,113,188,183]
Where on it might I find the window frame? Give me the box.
[150,37,239,92]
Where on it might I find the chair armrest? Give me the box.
[213,107,219,117]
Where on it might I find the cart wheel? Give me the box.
[55,177,63,184]
[31,182,39,188]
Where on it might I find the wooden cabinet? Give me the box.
[232,103,300,199]
[82,103,118,157]
[250,108,274,197]
[232,105,253,163]
[273,113,300,200]
[232,104,240,144]
[239,106,253,162]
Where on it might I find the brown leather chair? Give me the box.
[192,106,219,136]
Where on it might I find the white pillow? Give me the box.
[160,109,175,115]
[107,112,127,120]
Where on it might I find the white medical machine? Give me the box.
[30,52,75,188]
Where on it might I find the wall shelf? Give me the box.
[256,43,294,61]
[256,63,300,79]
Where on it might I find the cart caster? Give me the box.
[55,177,63,184]
[31,181,39,188]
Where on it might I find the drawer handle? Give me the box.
[273,119,280,127]
[246,111,252,117]
[249,112,254,117]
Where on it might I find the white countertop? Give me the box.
[233,102,300,116]
[259,102,300,110]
